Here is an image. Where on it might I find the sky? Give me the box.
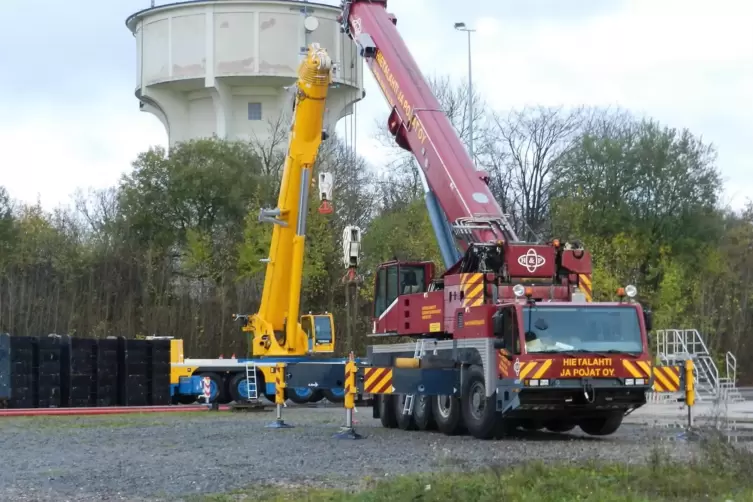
[0,0,751,212]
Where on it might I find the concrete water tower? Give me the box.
[126,0,364,147]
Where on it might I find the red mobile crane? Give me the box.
[286,0,656,440]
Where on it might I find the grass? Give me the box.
[194,433,753,502]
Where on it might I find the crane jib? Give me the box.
[343,1,518,246]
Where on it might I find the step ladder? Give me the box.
[245,363,258,401]
[402,339,437,416]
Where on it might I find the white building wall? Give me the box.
[127,0,364,147]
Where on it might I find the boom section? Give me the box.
[252,44,333,354]
[338,1,518,248]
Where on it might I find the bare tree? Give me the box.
[490,106,589,240]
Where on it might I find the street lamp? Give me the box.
[454,22,476,165]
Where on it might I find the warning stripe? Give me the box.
[460,273,484,307]
[363,367,393,394]
[578,274,593,302]
[344,367,355,393]
[652,365,681,392]
[498,350,512,377]
[622,359,653,379]
[518,359,553,380]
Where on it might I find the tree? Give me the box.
[550,116,724,310]
[488,106,591,240]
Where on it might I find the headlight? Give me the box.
[513,284,525,298]
[625,284,637,298]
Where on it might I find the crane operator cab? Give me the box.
[301,313,335,354]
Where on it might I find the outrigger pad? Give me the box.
[266,419,294,429]
[332,426,363,440]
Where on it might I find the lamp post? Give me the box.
[454,22,476,165]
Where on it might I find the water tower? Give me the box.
[126,1,364,147]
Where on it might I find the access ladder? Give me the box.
[402,339,438,416]
[245,363,259,401]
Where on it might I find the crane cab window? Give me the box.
[374,263,428,318]
[301,314,333,349]
[314,316,333,344]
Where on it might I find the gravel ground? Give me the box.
[0,406,706,501]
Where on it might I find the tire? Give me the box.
[307,389,325,403]
[323,388,345,404]
[394,394,418,430]
[460,365,497,439]
[493,416,516,439]
[196,372,225,403]
[286,387,316,404]
[177,395,197,405]
[378,394,398,428]
[263,392,277,403]
[520,419,543,432]
[579,413,623,436]
[413,394,436,431]
[228,372,258,402]
[545,421,576,433]
[432,394,464,436]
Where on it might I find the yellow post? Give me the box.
[685,359,694,429]
[344,353,356,412]
[333,352,363,440]
[266,363,293,429]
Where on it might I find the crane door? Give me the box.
[301,314,335,354]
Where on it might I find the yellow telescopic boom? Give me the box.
[235,43,336,357]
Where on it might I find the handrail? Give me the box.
[726,351,737,384]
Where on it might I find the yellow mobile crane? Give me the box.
[171,43,353,405]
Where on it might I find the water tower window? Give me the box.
[248,102,262,120]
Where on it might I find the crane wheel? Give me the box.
[323,388,345,404]
[432,394,464,436]
[460,365,497,439]
[286,388,321,404]
[377,394,398,428]
[579,413,623,436]
[394,394,418,430]
[413,394,436,431]
[196,372,225,403]
[545,421,576,433]
[307,389,325,403]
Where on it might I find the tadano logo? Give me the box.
[518,248,546,273]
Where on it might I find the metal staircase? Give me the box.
[656,329,745,403]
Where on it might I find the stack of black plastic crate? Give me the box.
[117,338,171,406]
[149,339,172,406]
[1,334,172,408]
[8,335,38,408]
[69,337,98,407]
[96,337,119,406]
[37,336,68,408]
[0,333,11,406]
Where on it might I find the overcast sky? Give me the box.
[1,0,751,212]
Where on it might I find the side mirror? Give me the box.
[643,310,653,332]
[492,311,504,337]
